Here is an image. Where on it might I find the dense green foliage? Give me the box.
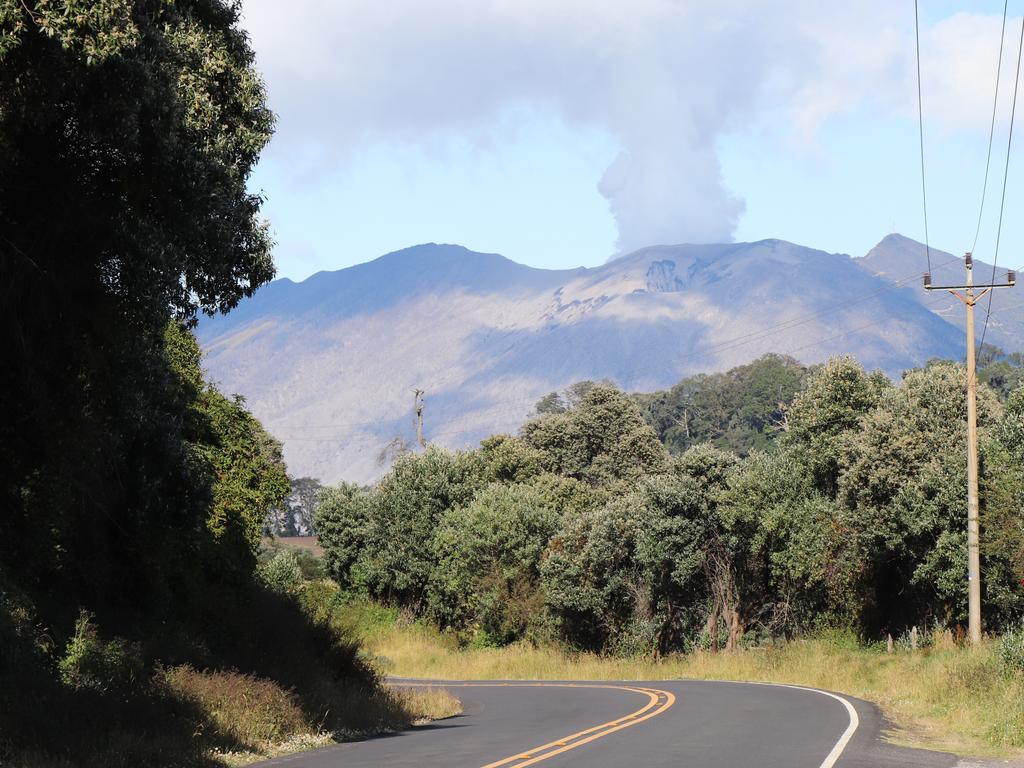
[978,345,1024,401]
[635,354,809,455]
[320,359,1024,655]
[0,4,398,764]
[1,0,276,617]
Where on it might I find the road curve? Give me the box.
[253,679,958,768]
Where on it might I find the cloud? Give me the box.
[240,1,1006,254]
[919,12,1024,135]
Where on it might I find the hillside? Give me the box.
[197,236,990,484]
[856,234,1023,351]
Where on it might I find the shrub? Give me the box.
[161,665,308,748]
[58,611,143,694]
[260,549,303,593]
[428,483,559,643]
[998,625,1024,674]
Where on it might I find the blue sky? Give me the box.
[242,1,1024,281]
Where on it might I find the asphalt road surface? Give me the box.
[254,679,963,768]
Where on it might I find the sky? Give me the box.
[240,1,1024,282]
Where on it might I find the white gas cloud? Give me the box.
[240,1,1013,254]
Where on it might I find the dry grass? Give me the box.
[161,666,310,749]
[349,603,1024,760]
[157,664,461,767]
[268,536,325,557]
[388,685,463,723]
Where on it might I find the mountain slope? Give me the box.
[197,237,980,484]
[855,233,1023,352]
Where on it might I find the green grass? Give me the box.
[341,600,1024,760]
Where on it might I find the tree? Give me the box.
[978,345,1024,401]
[165,321,289,567]
[1,0,273,323]
[523,385,669,485]
[316,482,374,590]
[428,483,561,643]
[351,447,481,608]
[636,354,808,455]
[978,385,1019,614]
[541,491,656,652]
[532,380,615,416]
[541,450,741,655]
[719,450,851,632]
[836,361,1016,633]
[781,355,891,496]
[477,435,544,484]
[1,0,275,617]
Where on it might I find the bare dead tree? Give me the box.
[673,408,691,440]
[412,388,426,448]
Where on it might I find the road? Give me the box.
[254,679,961,768]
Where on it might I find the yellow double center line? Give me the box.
[392,681,676,767]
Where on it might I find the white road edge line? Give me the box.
[742,681,859,768]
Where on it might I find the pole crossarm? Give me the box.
[923,261,1015,292]
[926,282,1014,290]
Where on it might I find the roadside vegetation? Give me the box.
[319,354,1024,654]
[317,352,1024,756]
[333,598,1024,758]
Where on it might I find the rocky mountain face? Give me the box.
[196,235,1017,485]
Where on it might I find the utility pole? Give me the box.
[925,253,1015,645]
[412,388,426,448]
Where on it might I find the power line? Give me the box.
[980,10,1024,352]
[914,0,933,273]
[971,0,1010,255]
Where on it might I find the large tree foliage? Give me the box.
[989,384,1024,584]
[165,322,289,567]
[978,345,1024,401]
[636,354,808,455]
[781,355,891,495]
[0,0,275,626]
[428,482,561,644]
[522,385,669,485]
[319,447,483,608]
[0,6,413,765]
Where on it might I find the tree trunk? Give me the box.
[704,603,720,652]
[725,607,743,652]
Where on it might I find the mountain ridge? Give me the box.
[197,234,1020,484]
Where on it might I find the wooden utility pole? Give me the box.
[925,253,1015,645]
[412,388,426,448]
